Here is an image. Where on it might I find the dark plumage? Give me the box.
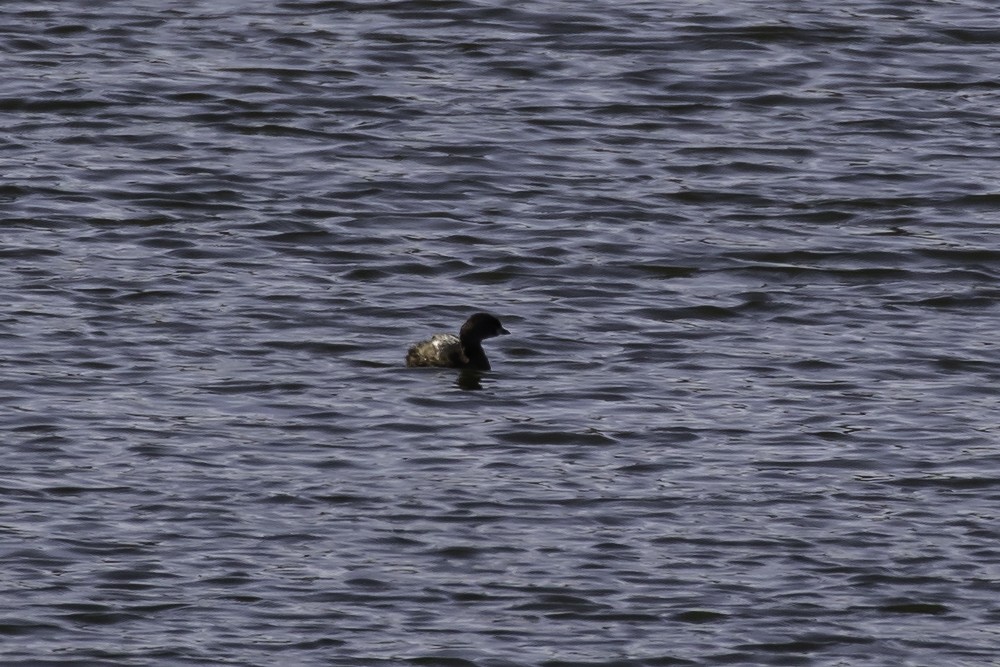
[405,313,510,370]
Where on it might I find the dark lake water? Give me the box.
[3,1,1000,665]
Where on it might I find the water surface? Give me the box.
[3,1,1000,665]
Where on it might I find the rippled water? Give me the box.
[3,1,1000,665]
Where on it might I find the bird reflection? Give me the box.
[457,369,483,391]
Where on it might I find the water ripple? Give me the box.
[3,1,1000,665]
